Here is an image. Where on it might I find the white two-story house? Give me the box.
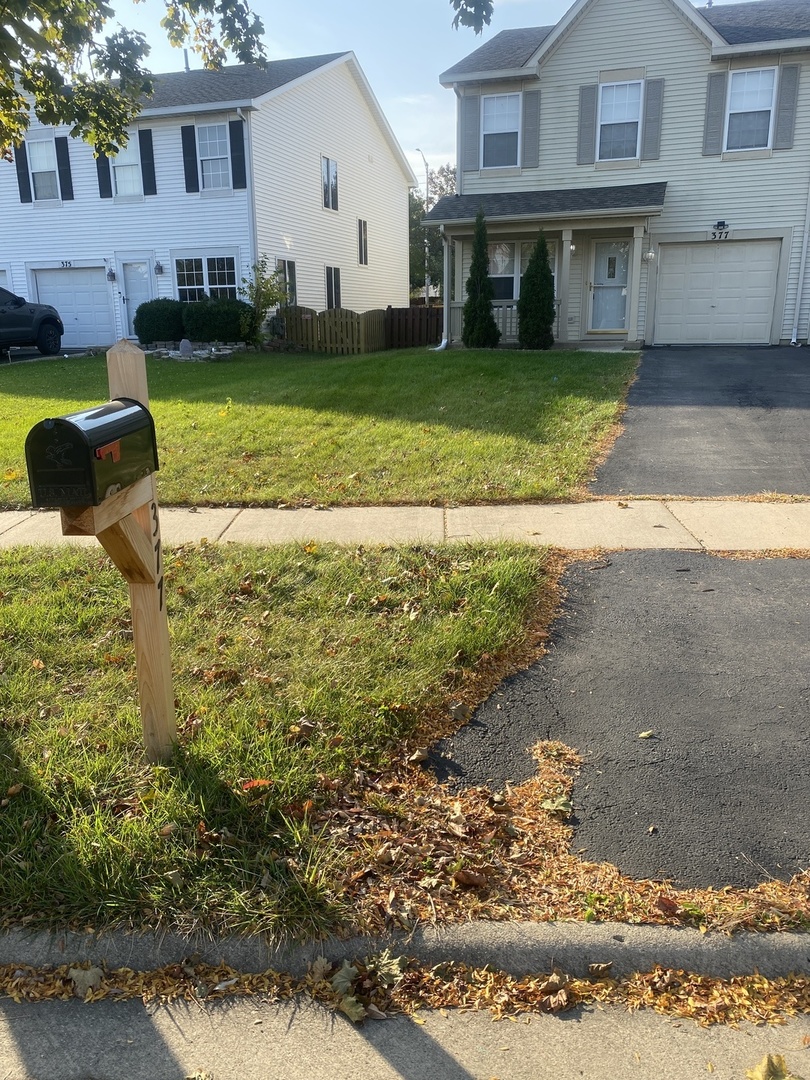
[427,0,810,347]
[1,53,416,349]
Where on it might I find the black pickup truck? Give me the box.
[0,287,64,357]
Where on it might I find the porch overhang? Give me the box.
[423,182,668,229]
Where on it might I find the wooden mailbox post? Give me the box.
[59,340,176,761]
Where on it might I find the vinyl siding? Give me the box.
[454,0,810,341]
[0,113,252,343]
[250,60,411,312]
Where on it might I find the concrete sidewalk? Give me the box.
[1,499,809,550]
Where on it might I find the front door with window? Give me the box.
[119,259,153,337]
[591,241,630,330]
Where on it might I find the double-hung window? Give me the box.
[175,255,237,302]
[598,81,642,160]
[725,69,776,151]
[27,138,59,201]
[481,94,520,168]
[488,241,557,300]
[325,266,341,309]
[322,157,338,210]
[198,124,231,189]
[276,258,297,306]
[112,138,142,196]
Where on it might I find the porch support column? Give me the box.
[626,225,645,346]
[441,227,451,343]
[559,228,573,342]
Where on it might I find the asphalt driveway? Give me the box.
[431,550,810,889]
[590,346,810,497]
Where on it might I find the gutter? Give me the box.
[424,204,666,228]
[711,36,810,60]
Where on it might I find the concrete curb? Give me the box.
[1,923,808,980]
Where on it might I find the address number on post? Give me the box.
[151,501,164,611]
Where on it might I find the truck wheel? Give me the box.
[36,323,62,355]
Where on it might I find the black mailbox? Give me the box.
[25,398,159,508]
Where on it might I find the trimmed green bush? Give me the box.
[517,233,555,350]
[462,208,500,349]
[132,298,185,344]
[181,298,254,343]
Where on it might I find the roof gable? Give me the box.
[440,0,810,84]
[142,54,347,112]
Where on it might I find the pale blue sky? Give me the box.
[123,0,758,197]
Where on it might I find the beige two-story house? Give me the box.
[427,0,810,347]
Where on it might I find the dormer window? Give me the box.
[598,81,642,160]
[725,69,776,151]
[481,93,521,168]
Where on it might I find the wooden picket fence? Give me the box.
[282,305,442,354]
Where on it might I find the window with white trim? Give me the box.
[112,136,142,196]
[725,69,776,151]
[322,156,338,210]
[481,93,521,168]
[598,81,642,160]
[358,219,368,265]
[276,258,297,306]
[197,124,231,190]
[175,255,237,302]
[27,137,59,201]
[487,241,557,300]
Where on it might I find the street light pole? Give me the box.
[416,148,430,309]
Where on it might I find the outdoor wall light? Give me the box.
[713,220,728,231]
[154,260,164,275]
[569,242,576,254]
[106,268,116,282]
[642,249,656,261]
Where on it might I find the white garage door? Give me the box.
[653,240,780,345]
[34,267,115,350]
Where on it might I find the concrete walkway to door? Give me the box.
[590,346,810,497]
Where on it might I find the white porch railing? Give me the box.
[448,300,560,344]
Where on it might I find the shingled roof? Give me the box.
[142,54,347,111]
[424,182,668,224]
[440,0,810,82]
[440,27,554,83]
[698,0,810,44]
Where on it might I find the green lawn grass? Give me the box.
[0,348,637,508]
[0,541,553,939]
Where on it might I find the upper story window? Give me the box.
[322,157,338,210]
[598,81,642,160]
[198,124,231,189]
[725,69,776,151]
[481,93,521,168]
[112,138,142,196]
[27,137,59,201]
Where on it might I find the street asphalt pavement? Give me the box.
[590,346,810,496]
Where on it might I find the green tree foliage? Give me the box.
[238,255,288,343]
[462,208,500,349]
[517,234,556,350]
[1,0,265,158]
[409,164,455,298]
[451,0,494,33]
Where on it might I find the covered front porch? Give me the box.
[425,182,667,347]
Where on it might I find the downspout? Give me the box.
[431,225,451,350]
[790,153,810,346]
[239,107,259,271]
